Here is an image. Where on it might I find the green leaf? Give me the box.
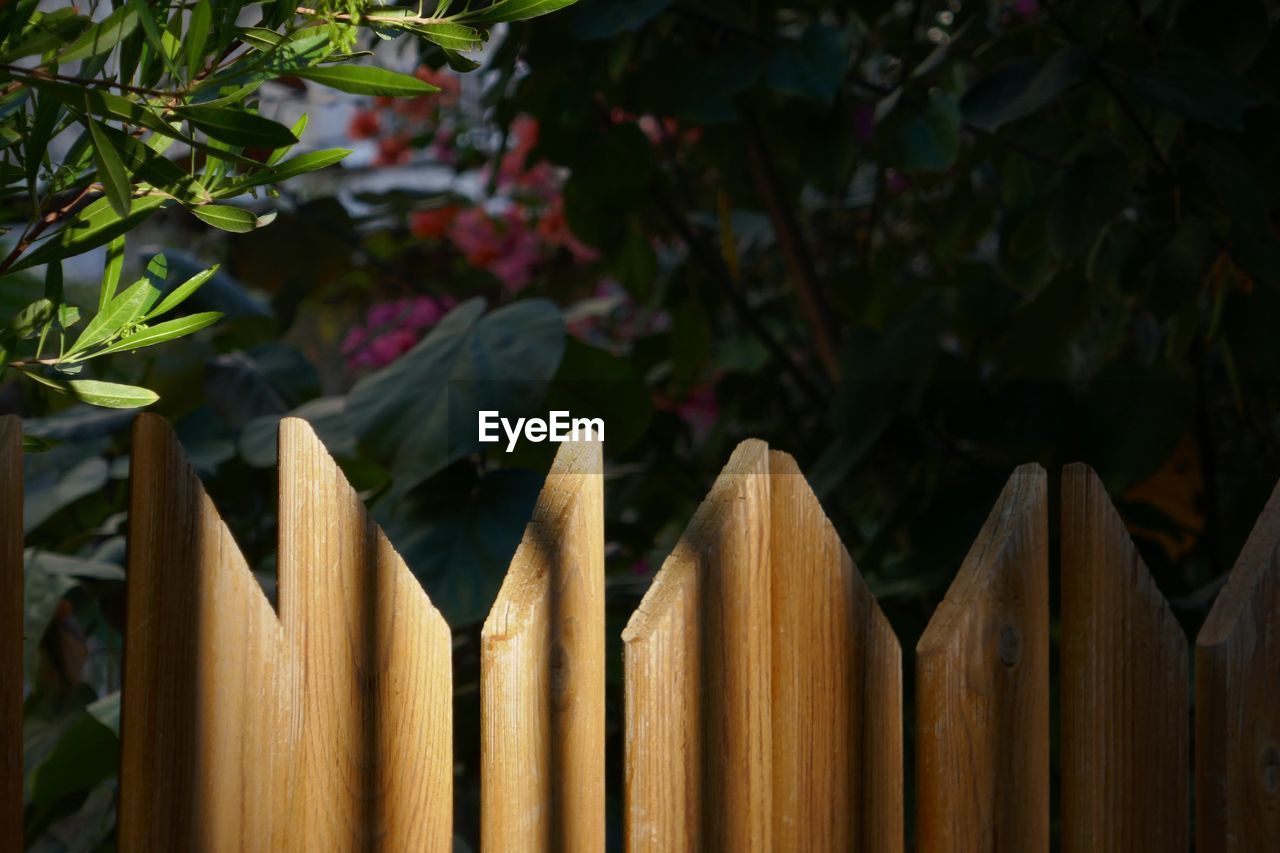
[413,23,487,52]
[960,46,1088,133]
[86,117,132,217]
[95,311,223,355]
[186,0,212,80]
[459,0,578,25]
[21,374,159,408]
[13,195,166,272]
[1126,58,1260,131]
[174,105,299,148]
[347,298,565,495]
[100,236,125,310]
[67,277,158,356]
[766,24,846,103]
[293,65,441,97]
[383,469,542,626]
[1048,148,1130,258]
[146,265,219,318]
[569,0,668,39]
[9,298,54,338]
[190,204,259,232]
[898,92,961,172]
[266,113,308,165]
[25,78,262,166]
[219,148,350,194]
[132,0,181,79]
[60,5,140,62]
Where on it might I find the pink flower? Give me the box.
[1013,0,1038,18]
[447,207,543,292]
[343,295,455,371]
[537,195,599,263]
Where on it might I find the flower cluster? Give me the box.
[341,295,457,371]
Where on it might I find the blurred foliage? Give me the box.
[7,0,1280,849]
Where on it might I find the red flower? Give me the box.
[410,205,459,240]
[348,109,381,140]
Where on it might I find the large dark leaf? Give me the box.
[1126,57,1260,131]
[382,469,543,627]
[960,46,1088,132]
[346,299,565,495]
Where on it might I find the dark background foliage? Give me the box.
[7,0,1280,849]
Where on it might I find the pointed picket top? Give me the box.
[480,437,605,852]
[277,416,453,850]
[625,440,902,853]
[1060,464,1189,853]
[916,464,1049,853]
[0,416,22,848]
[1196,477,1280,852]
[768,450,902,853]
[625,438,772,852]
[120,414,452,851]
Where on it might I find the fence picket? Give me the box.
[481,438,605,852]
[623,440,902,852]
[916,464,1049,853]
[1061,464,1189,852]
[1196,478,1280,852]
[1,417,20,850]
[119,415,452,851]
[768,450,903,853]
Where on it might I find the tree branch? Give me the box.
[740,109,842,380]
[650,185,828,410]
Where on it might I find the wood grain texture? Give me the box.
[278,418,453,850]
[0,417,21,851]
[916,464,1049,853]
[769,450,902,853]
[1196,477,1280,852]
[120,415,452,851]
[624,439,772,852]
[1061,464,1189,853]
[481,438,605,853]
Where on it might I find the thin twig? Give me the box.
[0,65,180,100]
[740,109,842,380]
[0,184,99,276]
[651,185,828,410]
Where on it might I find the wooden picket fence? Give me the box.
[1,411,1278,851]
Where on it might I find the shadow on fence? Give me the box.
[1,412,1277,851]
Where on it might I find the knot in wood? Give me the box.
[998,625,1021,667]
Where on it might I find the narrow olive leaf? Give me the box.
[60,5,140,63]
[292,65,440,97]
[9,299,54,337]
[100,236,125,310]
[190,203,258,232]
[145,254,168,288]
[441,48,482,73]
[146,265,218,319]
[175,105,299,148]
[132,0,181,79]
[459,0,577,25]
[266,112,308,166]
[0,9,86,62]
[414,23,487,52]
[96,311,223,355]
[218,148,350,194]
[22,435,55,452]
[21,372,159,409]
[86,118,132,217]
[14,195,167,272]
[27,78,262,166]
[186,0,212,80]
[67,277,158,356]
